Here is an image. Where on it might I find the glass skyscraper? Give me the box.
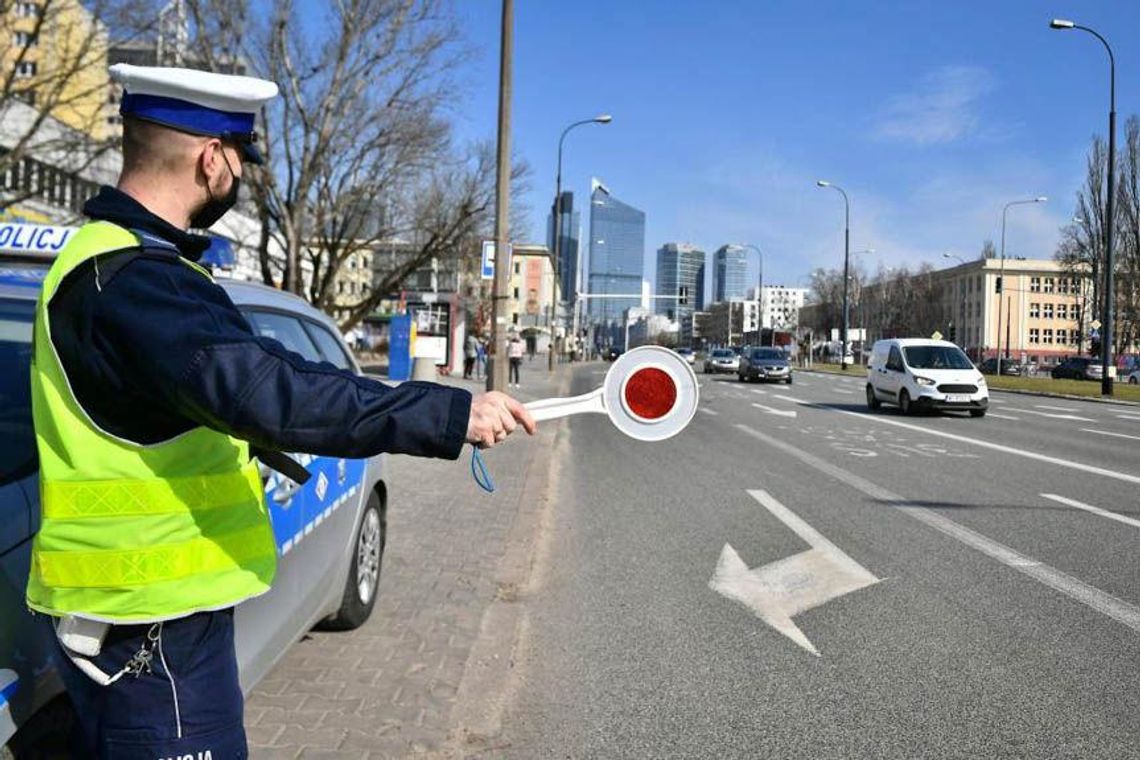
[588,180,645,324]
[656,242,705,320]
[714,245,749,302]
[546,191,580,305]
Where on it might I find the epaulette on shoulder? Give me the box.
[94,229,182,288]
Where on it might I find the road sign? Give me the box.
[524,345,699,441]
[481,240,513,280]
[1091,319,1102,330]
[931,330,943,341]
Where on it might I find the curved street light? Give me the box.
[551,114,612,370]
[1051,18,1116,394]
[994,196,1046,375]
[816,180,852,369]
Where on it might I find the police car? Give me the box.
[0,250,388,752]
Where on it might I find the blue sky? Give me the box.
[450,1,1139,299]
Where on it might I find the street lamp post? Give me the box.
[816,180,851,369]
[1051,18,1117,395]
[550,114,612,371]
[996,196,1047,377]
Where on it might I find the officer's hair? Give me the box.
[121,116,203,175]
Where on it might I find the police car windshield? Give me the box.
[0,297,36,484]
[903,345,973,370]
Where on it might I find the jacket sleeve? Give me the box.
[91,255,472,460]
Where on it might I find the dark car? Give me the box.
[1051,356,1104,381]
[739,347,792,384]
[605,347,623,361]
[978,357,1023,376]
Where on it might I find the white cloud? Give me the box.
[874,65,997,145]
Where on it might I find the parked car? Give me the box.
[676,347,696,365]
[866,338,988,417]
[977,357,1023,376]
[1,263,388,752]
[704,348,740,374]
[739,347,793,384]
[1051,356,1104,381]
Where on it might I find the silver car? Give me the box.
[1,264,388,752]
[704,348,740,374]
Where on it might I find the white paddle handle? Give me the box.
[524,387,606,422]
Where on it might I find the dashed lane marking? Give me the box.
[1041,493,1140,531]
[1080,427,1140,442]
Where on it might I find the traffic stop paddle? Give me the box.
[470,346,700,491]
[524,345,700,441]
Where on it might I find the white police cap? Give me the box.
[109,64,279,164]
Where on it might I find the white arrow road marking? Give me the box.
[710,490,880,656]
[736,423,1140,635]
[1041,493,1140,530]
[751,403,797,418]
[1081,427,1140,442]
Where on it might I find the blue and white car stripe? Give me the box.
[263,455,366,556]
[0,669,18,712]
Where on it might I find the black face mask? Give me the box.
[190,148,240,229]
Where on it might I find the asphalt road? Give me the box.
[498,364,1140,759]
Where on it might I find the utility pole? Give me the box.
[488,0,512,392]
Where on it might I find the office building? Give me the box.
[656,242,705,320]
[714,245,749,302]
[546,190,581,308]
[587,178,645,325]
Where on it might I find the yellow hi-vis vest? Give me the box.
[27,220,277,623]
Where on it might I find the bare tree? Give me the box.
[1056,134,1108,349]
[183,0,525,329]
[1,0,156,214]
[1116,115,1140,355]
[980,239,996,260]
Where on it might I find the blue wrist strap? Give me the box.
[470,447,495,493]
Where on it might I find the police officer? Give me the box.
[28,64,534,758]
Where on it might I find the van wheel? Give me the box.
[318,490,385,631]
[898,390,912,415]
[866,385,881,410]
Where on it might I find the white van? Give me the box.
[866,338,989,417]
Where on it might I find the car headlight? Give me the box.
[915,376,936,386]
[976,376,986,386]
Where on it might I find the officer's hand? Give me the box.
[467,391,537,449]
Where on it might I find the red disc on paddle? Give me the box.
[623,367,677,420]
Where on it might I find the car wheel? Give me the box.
[898,389,912,415]
[866,384,881,410]
[970,409,986,418]
[786,376,793,385]
[318,490,385,631]
[737,373,745,383]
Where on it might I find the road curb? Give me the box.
[797,367,1140,407]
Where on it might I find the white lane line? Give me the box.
[1035,404,1079,412]
[1081,427,1140,442]
[987,412,1021,421]
[772,394,803,404]
[1116,413,1140,421]
[833,389,855,395]
[699,407,720,416]
[988,398,1006,404]
[1003,408,1095,422]
[734,423,1140,634]
[820,405,1140,486]
[750,388,769,395]
[1041,493,1140,531]
[752,402,797,418]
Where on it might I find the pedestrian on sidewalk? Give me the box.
[463,332,478,379]
[28,63,536,759]
[476,336,487,379]
[509,333,525,387]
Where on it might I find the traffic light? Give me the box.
[948,324,957,343]
[995,276,1002,293]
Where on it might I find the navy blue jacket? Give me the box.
[47,186,471,460]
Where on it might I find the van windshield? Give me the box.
[903,345,973,370]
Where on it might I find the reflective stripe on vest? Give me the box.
[28,220,276,623]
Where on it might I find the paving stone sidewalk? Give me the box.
[245,359,575,759]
